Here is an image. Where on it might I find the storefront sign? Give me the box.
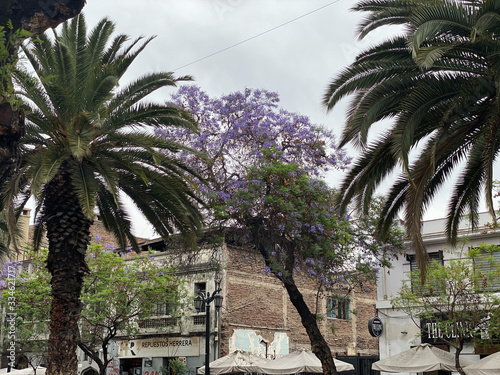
[118,336,200,358]
[368,317,383,337]
[421,318,474,344]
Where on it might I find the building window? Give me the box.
[154,302,173,316]
[408,251,444,294]
[327,296,350,320]
[473,247,500,292]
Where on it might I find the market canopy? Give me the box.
[372,344,474,373]
[257,348,355,374]
[197,350,270,375]
[464,351,500,375]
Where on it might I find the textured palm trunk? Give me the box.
[44,166,91,375]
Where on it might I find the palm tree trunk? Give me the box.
[44,167,91,375]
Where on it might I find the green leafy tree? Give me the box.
[392,243,500,375]
[323,0,500,274]
[3,14,203,375]
[0,255,49,373]
[161,358,188,375]
[232,156,399,375]
[1,245,186,375]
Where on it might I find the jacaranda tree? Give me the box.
[158,85,404,375]
[323,0,500,273]
[4,15,203,375]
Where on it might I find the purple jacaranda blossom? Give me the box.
[95,234,102,243]
[155,85,402,313]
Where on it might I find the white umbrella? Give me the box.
[197,350,270,375]
[372,344,474,373]
[464,351,500,375]
[258,348,354,374]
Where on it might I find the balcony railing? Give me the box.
[138,316,178,329]
[193,315,206,325]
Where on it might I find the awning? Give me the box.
[372,344,474,373]
[197,350,270,375]
[257,348,354,374]
[464,351,500,375]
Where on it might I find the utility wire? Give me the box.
[173,0,343,71]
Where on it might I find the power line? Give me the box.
[173,0,343,71]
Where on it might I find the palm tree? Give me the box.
[4,14,204,375]
[323,0,500,271]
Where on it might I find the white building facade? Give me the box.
[375,212,500,373]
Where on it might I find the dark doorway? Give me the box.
[336,355,379,375]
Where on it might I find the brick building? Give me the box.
[5,215,380,375]
[221,244,379,358]
[105,235,380,375]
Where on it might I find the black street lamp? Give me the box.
[194,288,223,375]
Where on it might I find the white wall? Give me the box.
[375,212,500,374]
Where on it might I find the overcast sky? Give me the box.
[75,0,474,238]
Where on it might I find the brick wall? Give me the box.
[221,245,379,357]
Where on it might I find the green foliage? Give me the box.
[9,13,203,254]
[161,358,187,375]
[230,151,403,292]
[324,0,500,276]
[1,245,185,372]
[392,245,500,357]
[0,248,50,367]
[0,20,30,103]
[81,244,184,341]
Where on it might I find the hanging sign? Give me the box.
[368,317,383,337]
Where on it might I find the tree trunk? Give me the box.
[44,166,91,375]
[78,338,111,375]
[454,341,466,375]
[0,0,86,34]
[249,221,339,375]
[280,275,339,375]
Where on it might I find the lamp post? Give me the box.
[194,288,223,375]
